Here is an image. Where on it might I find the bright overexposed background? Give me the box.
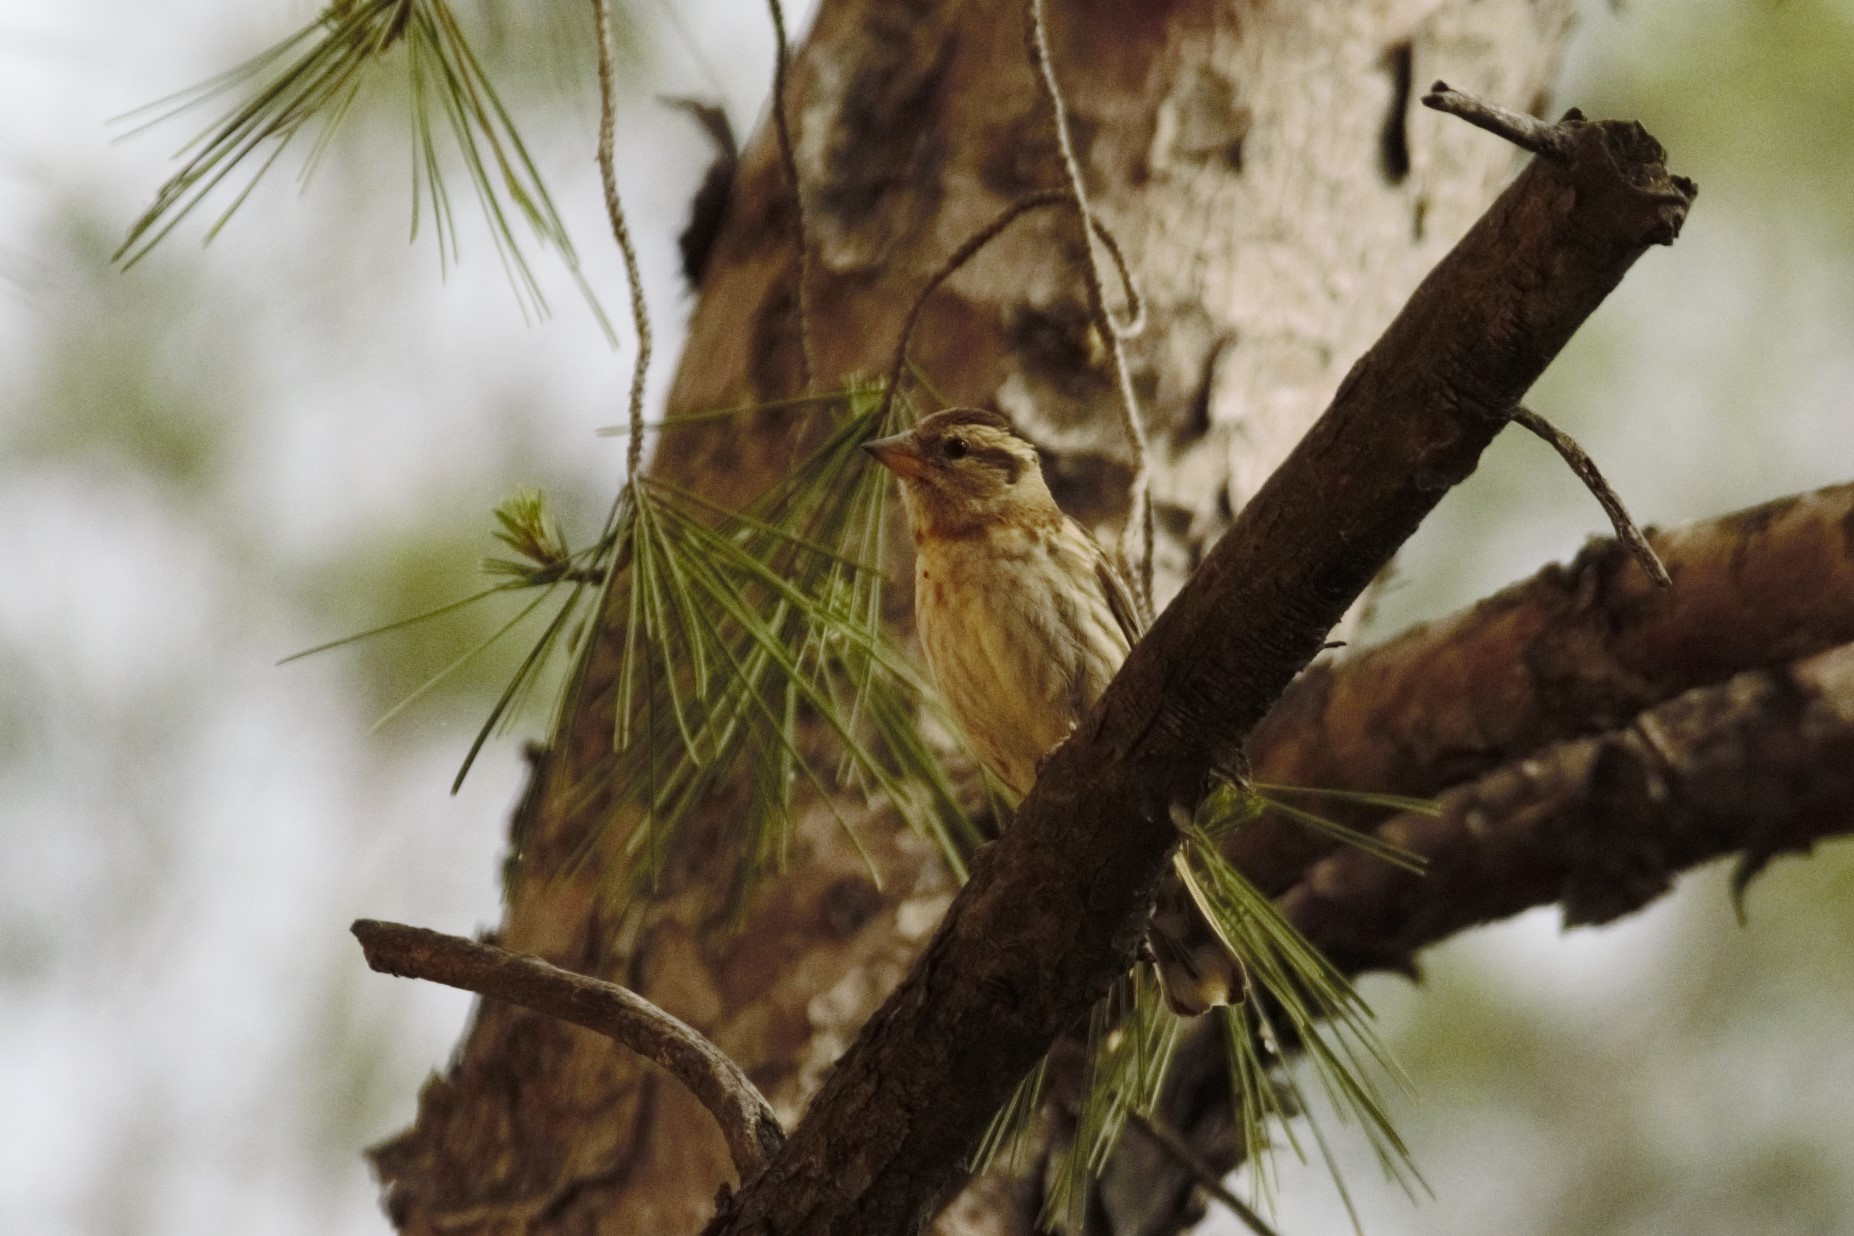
[0,2,1849,1234]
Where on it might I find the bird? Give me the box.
[863,406,1242,1016]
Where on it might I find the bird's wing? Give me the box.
[1076,519,1146,642]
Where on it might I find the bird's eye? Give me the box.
[943,436,969,460]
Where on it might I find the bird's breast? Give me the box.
[913,528,1128,796]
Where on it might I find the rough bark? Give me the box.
[367,2,1601,1234]
[1242,478,1854,893]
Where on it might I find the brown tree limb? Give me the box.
[704,96,1692,1236]
[1119,480,1854,1228]
[351,920,785,1180]
[1117,632,1854,1236]
[1283,640,1854,976]
[1239,479,1854,896]
[1112,480,1854,1234]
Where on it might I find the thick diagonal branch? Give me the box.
[705,102,1693,1236]
[352,921,784,1179]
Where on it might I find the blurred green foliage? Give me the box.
[8,211,240,493]
[1573,0,1854,243]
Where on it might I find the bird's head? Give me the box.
[862,408,1058,540]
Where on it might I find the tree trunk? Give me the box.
[369,1,1580,1232]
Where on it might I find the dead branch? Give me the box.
[352,920,784,1180]
[704,90,1693,1236]
[1238,479,1854,896]
[1284,640,1854,973]
[1423,81,1577,157]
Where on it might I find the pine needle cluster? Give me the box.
[977,784,1430,1232]
[549,387,992,907]
[116,0,610,334]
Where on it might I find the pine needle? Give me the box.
[116,0,612,337]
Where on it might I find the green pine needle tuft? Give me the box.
[1179,806,1426,1220]
[1245,781,1431,874]
[279,486,604,795]
[975,779,1430,1231]
[538,383,988,903]
[1044,967,1182,1233]
[484,488,575,581]
[116,0,612,337]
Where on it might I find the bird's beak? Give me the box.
[862,432,929,480]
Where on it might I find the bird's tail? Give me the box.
[1147,870,1246,1018]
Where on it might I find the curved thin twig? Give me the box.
[877,197,1140,428]
[1512,404,1671,586]
[877,189,1069,425]
[766,0,816,391]
[353,919,785,1178]
[1089,216,1145,339]
[592,0,653,480]
[1026,0,1153,612]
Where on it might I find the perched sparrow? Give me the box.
[864,407,1241,1016]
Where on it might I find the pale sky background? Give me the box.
[1,2,1851,1235]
